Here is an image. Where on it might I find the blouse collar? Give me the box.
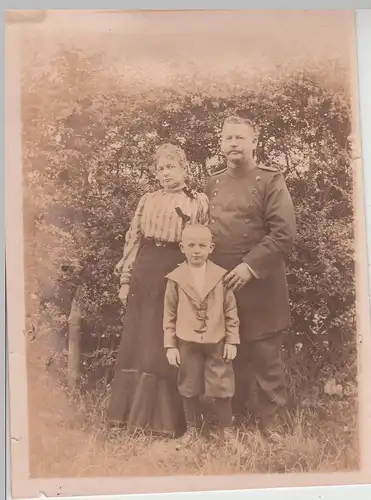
[162,183,187,194]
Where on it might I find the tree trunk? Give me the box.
[67,287,83,388]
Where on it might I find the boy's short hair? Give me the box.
[181,224,213,242]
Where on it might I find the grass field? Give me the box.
[27,320,359,479]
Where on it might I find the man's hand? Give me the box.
[223,343,237,362]
[118,284,130,306]
[166,347,180,367]
[224,263,253,291]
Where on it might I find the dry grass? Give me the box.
[27,322,359,479]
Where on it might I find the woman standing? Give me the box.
[107,144,209,437]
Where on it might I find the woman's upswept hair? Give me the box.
[151,143,189,173]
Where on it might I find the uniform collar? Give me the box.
[226,160,257,178]
[166,260,227,302]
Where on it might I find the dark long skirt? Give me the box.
[107,238,186,437]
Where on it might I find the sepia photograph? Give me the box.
[5,8,371,498]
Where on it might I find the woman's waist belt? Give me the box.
[142,237,180,248]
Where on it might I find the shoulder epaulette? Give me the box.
[257,164,279,172]
[210,166,227,176]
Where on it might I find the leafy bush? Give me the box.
[22,44,356,396]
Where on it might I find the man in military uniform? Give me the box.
[205,115,296,436]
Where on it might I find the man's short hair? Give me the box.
[222,115,257,132]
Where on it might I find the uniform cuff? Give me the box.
[243,261,259,279]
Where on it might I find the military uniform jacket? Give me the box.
[163,261,240,348]
[205,163,296,340]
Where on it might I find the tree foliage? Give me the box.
[22,45,356,396]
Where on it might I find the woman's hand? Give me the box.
[166,347,180,367]
[114,258,124,277]
[118,284,130,307]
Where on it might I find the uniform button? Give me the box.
[248,204,253,209]
[216,179,220,184]
[252,188,257,194]
[244,234,248,237]
[245,219,249,223]
[256,176,261,182]
[211,219,215,224]
[213,191,218,197]
[211,205,215,210]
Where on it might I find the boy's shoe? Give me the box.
[195,413,205,431]
[261,424,288,445]
[260,410,292,444]
[176,426,199,448]
[223,426,238,443]
[233,412,258,431]
[220,426,245,453]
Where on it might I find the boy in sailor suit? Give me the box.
[163,224,240,444]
